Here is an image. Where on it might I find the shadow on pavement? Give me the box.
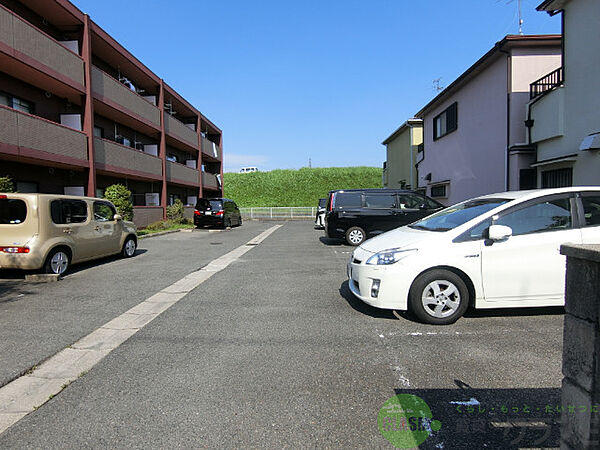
[339,281,398,320]
[319,236,344,246]
[384,383,562,449]
[464,306,564,319]
[66,249,148,276]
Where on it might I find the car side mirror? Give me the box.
[113,214,123,221]
[488,224,512,241]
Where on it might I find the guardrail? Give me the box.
[240,207,317,220]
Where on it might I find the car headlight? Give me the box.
[366,248,417,265]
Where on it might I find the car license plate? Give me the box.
[206,211,212,215]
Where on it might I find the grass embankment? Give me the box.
[223,166,382,207]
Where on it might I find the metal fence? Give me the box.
[240,207,317,220]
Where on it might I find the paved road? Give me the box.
[0,221,564,448]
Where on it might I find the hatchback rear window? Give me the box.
[0,199,27,224]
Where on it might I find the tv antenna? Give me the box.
[503,0,524,35]
[433,78,444,92]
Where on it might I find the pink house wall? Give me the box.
[418,56,508,205]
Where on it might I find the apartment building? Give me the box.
[0,0,223,227]
[527,0,600,188]
[415,35,561,205]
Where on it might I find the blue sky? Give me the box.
[71,0,560,173]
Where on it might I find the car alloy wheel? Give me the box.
[345,227,365,246]
[46,249,70,275]
[409,269,469,325]
[122,237,136,258]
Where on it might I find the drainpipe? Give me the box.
[409,125,414,189]
[499,45,511,191]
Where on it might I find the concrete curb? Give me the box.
[138,229,182,240]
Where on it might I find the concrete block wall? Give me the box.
[560,244,600,449]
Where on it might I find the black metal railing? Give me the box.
[530,67,563,100]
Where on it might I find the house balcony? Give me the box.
[93,137,162,180]
[164,113,198,149]
[0,5,84,89]
[0,105,88,166]
[166,161,200,186]
[91,67,161,129]
[201,135,221,161]
[530,67,563,101]
[202,172,221,191]
[529,86,564,144]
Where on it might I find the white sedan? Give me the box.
[347,187,600,324]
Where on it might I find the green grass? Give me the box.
[138,220,194,235]
[223,166,382,207]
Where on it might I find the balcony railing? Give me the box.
[93,137,162,179]
[202,172,220,191]
[166,161,200,186]
[164,114,198,148]
[201,135,220,160]
[530,67,563,100]
[0,106,88,162]
[91,67,161,127]
[0,5,84,86]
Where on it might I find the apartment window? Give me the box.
[93,126,104,138]
[541,168,572,188]
[430,184,447,198]
[433,102,457,140]
[0,92,34,114]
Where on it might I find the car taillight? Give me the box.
[328,193,334,211]
[194,209,200,216]
[0,247,30,254]
[215,210,224,216]
[0,195,7,199]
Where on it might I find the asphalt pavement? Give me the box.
[0,221,565,449]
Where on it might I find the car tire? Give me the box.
[408,269,469,325]
[345,226,366,246]
[122,236,137,258]
[44,248,71,275]
[238,217,242,226]
[225,218,231,228]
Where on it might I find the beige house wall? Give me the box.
[383,123,422,189]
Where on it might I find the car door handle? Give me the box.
[63,228,72,234]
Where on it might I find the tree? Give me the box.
[0,176,15,192]
[103,184,133,221]
[166,198,185,223]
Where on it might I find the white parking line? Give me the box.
[0,225,282,436]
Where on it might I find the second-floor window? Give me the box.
[433,102,457,140]
[0,92,34,114]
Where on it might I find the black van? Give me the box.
[194,198,242,228]
[324,189,443,245]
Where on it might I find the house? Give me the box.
[0,0,223,227]
[414,35,561,205]
[527,0,600,188]
[381,118,422,189]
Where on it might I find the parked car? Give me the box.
[347,187,600,325]
[314,198,327,229]
[194,198,242,228]
[0,193,137,275]
[325,189,443,245]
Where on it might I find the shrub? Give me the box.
[166,198,185,223]
[103,184,133,221]
[0,176,15,193]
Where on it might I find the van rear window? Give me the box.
[196,199,223,210]
[0,199,27,224]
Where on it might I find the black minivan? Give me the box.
[324,189,443,245]
[194,198,242,228]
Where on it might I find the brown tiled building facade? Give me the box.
[0,0,223,226]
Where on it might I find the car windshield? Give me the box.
[408,198,510,232]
